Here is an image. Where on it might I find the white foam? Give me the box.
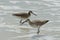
[0,5,21,10]
[6,29,21,33]
[43,0,56,2]
[12,34,54,40]
[0,23,32,29]
[40,36,53,40]
[0,17,4,22]
[9,1,20,4]
[50,13,56,16]
[43,27,60,32]
[49,13,60,16]
[49,21,60,23]
[24,1,31,5]
[12,34,36,38]
[44,0,60,7]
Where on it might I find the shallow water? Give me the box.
[0,0,60,40]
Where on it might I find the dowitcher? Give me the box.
[21,19,49,34]
[12,11,37,23]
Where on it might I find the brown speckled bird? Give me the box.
[12,11,37,23]
[21,19,49,34]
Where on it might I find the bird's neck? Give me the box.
[28,12,31,15]
[28,20,32,24]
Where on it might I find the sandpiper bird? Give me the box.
[21,19,49,34]
[12,11,37,23]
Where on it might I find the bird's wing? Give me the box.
[13,13,28,16]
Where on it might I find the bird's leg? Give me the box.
[37,26,40,34]
[20,19,22,23]
[21,19,28,24]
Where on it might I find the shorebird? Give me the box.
[12,11,37,23]
[21,19,49,34]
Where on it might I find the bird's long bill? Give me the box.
[32,12,37,16]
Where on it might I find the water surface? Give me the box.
[0,0,60,40]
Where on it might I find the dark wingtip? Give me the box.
[12,14,19,16]
[47,20,49,22]
[12,14,16,16]
[46,20,49,22]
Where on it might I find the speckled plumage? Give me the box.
[22,19,49,34]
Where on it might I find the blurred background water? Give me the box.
[0,0,60,40]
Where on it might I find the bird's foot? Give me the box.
[37,31,40,34]
[20,21,22,23]
[20,19,23,23]
[20,22,23,25]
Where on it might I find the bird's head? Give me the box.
[28,10,37,16]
